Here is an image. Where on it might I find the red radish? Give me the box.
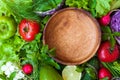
[22,64,33,75]
[97,41,119,62]
[99,13,110,26]
[98,67,112,80]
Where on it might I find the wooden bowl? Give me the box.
[43,8,101,65]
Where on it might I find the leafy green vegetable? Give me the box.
[9,72,16,80]
[87,56,100,70]
[95,0,111,17]
[40,16,51,31]
[102,77,109,80]
[33,0,62,12]
[101,26,116,47]
[0,0,21,23]
[80,57,99,80]
[65,0,89,10]
[65,0,111,17]
[110,0,120,10]
[0,1,14,17]
[88,0,97,17]
[0,74,6,80]
[19,33,60,79]
[40,45,60,69]
[0,35,25,74]
[1,0,40,22]
[1,0,63,22]
[19,33,42,80]
[102,61,120,77]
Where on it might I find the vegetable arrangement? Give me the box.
[1,0,120,80]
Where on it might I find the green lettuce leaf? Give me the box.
[33,0,62,12]
[110,0,120,10]
[65,0,111,17]
[0,35,25,74]
[95,0,111,17]
[65,0,89,10]
[1,0,40,22]
[0,0,21,23]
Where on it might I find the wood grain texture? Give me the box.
[43,8,101,65]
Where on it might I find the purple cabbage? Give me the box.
[110,10,120,44]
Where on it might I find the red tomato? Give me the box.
[97,41,119,62]
[22,64,33,75]
[19,19,40,41]
[98,67,112,80]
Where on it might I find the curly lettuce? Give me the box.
[0,0,22,23]
[0,35,25,74]
[96,0,111,17]
[65,0,112,17]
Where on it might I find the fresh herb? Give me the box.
[81,57,99,80]
[18,33,60,79]
[102,61,120,77]
[101,26,117,47]
[9,72,16,80]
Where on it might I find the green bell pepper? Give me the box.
[0,16,16,40]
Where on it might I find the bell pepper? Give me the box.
[0,16,16,40]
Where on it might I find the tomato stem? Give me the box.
[23,27,28,32]
[109,47,114,54]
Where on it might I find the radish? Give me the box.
[98,13,111,26]
[22,64,33,75]
[98,67,112,80]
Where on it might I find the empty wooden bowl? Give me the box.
[43,8,101,65]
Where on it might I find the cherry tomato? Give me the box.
[97,41,119,62]
[98,67,112,80]
[19,19,40,42]
[22,64,33,75]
